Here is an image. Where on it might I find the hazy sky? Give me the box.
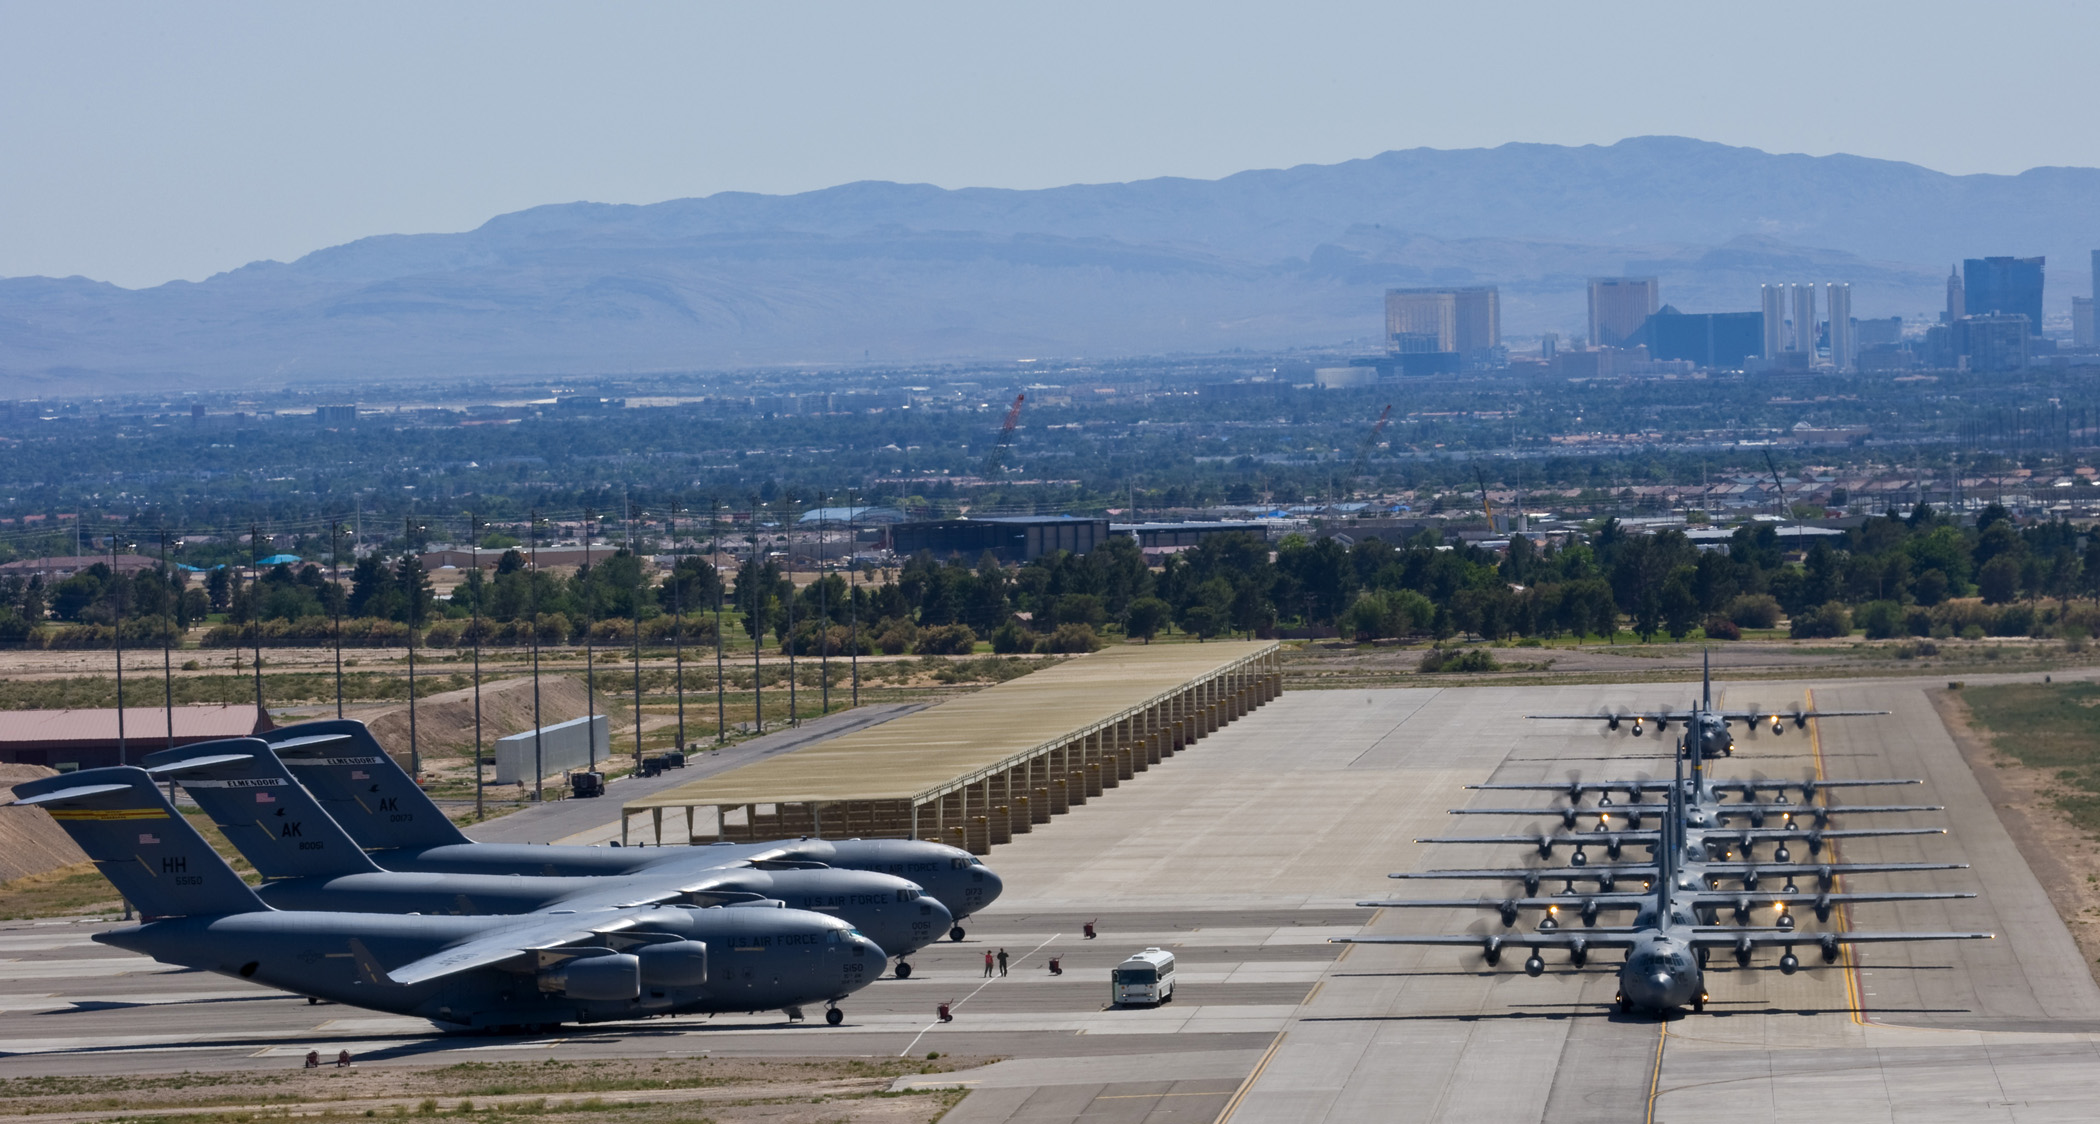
[6,1,2099,288]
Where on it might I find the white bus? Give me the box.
[1111,947,1176,1006]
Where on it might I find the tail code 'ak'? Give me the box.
[11,766,267,918]
[262,720,470,851]
[142,738,382,880]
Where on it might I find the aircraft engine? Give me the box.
[1819,934,1841,964]
[1580,899,1600,927]
[636,941,709,987]
[542,953,641,1001]
[1497,900,1520,927]
[1568,938,1589,968]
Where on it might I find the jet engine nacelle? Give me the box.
[542,953,641,1001]
[636,940,709,987]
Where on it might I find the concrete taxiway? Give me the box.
[5,676,2100,1123]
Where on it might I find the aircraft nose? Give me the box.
[975,867,1005,911]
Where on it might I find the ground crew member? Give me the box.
[997,948,1008,976]
[983,950,995,977]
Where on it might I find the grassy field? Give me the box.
[1959,680,2100,835]
[0,1055,981,1122]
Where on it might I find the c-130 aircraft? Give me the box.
[1336,740,1990,1015]
[13,768,885,1030]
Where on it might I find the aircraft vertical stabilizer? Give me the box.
[264,720,470,850]
[12,766,268,918]
[143,738,384,879]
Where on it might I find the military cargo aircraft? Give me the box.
[1525,650,1884,759]
[143,740,951,975]
[1337,750,1990,1015]
[13,768,884,1030]
[254,720,1005,937]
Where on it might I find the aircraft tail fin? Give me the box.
[264,721,469,851]
[1702,648,1711,709]
[11,766,267,918]
[142,738,383,879]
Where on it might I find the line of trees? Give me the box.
[6,500,2099,651]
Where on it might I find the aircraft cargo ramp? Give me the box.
[620,641,1281,854]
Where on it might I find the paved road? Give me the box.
[10,674,2100,1123]
[462,701,927,845]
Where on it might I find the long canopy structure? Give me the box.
[622,641,1281,854]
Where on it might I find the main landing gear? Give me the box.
[949,926,967,942]
[826,1006,845,1026]
[895,961,914,979]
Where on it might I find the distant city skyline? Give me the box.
[3,2,2099,288]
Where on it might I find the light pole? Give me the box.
[669,500,685,753]
[630,500,644,771]
[848,487,859,707]
[784,493,797,727]
[712,497,725,744]
[248,525,264,719]
[818,493,830,715]
[582,508,597,772]
[468,512,483,821]
[403,516,423,780]
[330,520,343,718]
[111,536,126,766]
[529,510,544,801]
[159,529,175,753]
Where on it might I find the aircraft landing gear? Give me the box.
[949,926,966,942]
[1692,992,1708,1013]
[825,1006,844,1026]
[1617,992,1631,1014]
[895,961,913,979]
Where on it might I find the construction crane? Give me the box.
[1476,465,1495,526]
[1763,448,1786,520]
[983,393,1026,476]
[1345,404,1393,496]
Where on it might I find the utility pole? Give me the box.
[818,492,830,715]
[752,497,763,735]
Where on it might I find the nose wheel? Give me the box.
[949,926,966,942]
[825,1005,844,1026]
[895,961,913,979]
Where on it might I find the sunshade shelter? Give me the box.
[622,641,1282,854]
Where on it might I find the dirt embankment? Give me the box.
[0,763,89,882]
[356,675,599,764]
[1933,689,2100,982]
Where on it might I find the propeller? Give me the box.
[1464,920,1504,969]
[1525,823,1556,860]
[1742,703,1768,737]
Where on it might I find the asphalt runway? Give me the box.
[7,676,2100,1123]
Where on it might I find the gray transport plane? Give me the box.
[257,721,1005,936]
[1338,749,1991,1015]
[141,740,951,974]
[1526,650,1885,759]
[12,768,885,1030]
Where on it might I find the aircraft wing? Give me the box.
[385,910,651,986]
[1446,807,1622,817]
[1715,804,1944,817]
[1710,779,1920,793]
[1355,897,1646,911]
[1331,932,1641,949]
[1700,861,1968,876]
[1688,929,1992,949]
[1415,834,1659,845]
[1702,827,1947,844]
[1392,866,1658,882]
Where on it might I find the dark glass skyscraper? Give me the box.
[1963,256,2044,335]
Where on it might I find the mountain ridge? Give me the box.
[3,136,2095,391]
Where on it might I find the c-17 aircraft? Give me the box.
[14,768,885,1030]
[1337,750,1990,1015]
[254,721,1005,937]
[143,740,952,975]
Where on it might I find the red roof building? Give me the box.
[0,704,273,770]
